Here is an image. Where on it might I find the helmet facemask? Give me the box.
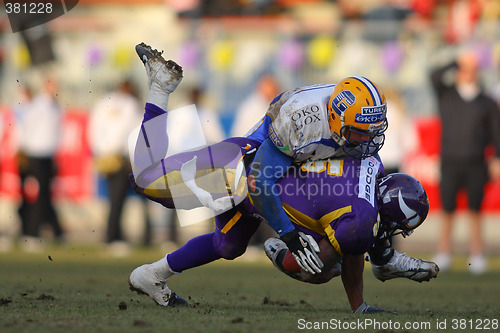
[339,120,388,159]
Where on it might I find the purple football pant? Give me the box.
[166,205,262,272]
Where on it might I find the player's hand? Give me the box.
[281,230,324,274]
[354,302,398,314]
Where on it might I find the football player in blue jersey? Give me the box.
[128,43,438,312]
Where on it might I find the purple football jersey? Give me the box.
[130,136,383,255]
[276,156,384,255]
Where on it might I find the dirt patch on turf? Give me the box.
[262,296,291,306]
[133,319,152,327]
[36,294,55,301]
[230,317,244,323]
[1,298,13,306]
[118,301,127,310]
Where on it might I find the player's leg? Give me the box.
[130,136,259,210]
[433,159,462,271]
[368,238,439,282]
[166,206,261,272]
[132,43,182,184]
[129,204,261,306]
[465,160,488,274]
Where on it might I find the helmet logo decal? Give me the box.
[331,90,355,115]
[355,104,387,124]
[361,104,386,115]
[398,190,420,227]
[355,112,386,123]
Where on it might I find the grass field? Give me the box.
[1,246,499,333]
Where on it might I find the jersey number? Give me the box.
[301,159,343,176]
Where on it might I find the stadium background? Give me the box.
[0,0,500,253]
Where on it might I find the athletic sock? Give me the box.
[151,257,175,279]
[147,86,170,111]
[166,233,221,273]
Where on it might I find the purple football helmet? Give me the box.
[377,173,429,235]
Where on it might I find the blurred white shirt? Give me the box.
[230,92,269,137]
[20,93,62,157]
[88,92,142,157]
[379,103,417,170]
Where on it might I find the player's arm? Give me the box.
[341,255,397,314]
[430,61,457,98]
[341,253,365,312]
[341,252,398,313]
[249,137,293,234]
[249,138,323,274]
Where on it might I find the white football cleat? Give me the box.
[129,262,187,306]
[135,42,183,94]
[369,250,439,282]
[264,238,301,280]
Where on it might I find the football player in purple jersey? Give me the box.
[128,43,438,312]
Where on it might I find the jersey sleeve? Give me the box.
[266,89,297,158]
[249,137,295,236]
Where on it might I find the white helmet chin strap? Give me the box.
[340,110,345,135]
[331,131,346,146]
[334,110,346,146]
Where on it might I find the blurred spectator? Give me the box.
[430,49,500,274]
[17,77,64,251]
[189,87,225,144]
[230,74,280,137]
[379,88,417,175]
[88,79,143,255]
[13,84,34,245]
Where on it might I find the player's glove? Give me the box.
[280,230,324,274]
[354,302,398,314]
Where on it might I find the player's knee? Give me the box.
[301,267,340,284]
[216,244,247,260]
[301,272,331,284]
